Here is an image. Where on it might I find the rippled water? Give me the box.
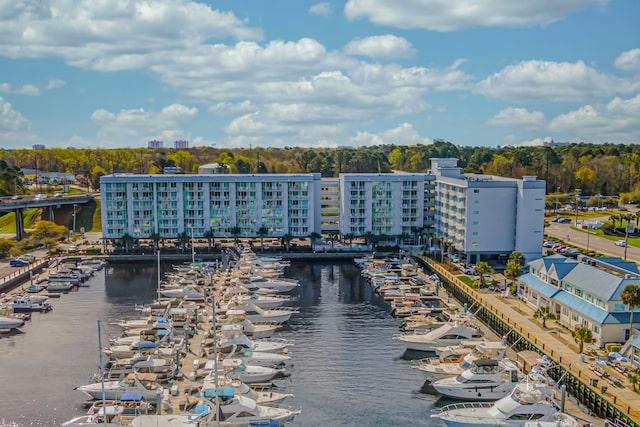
[0,261,438,426]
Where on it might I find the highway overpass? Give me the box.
[0,194,94,240]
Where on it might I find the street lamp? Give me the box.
[586,223,591,251]
[72,204,78,234]
[624,223,631,261]
[574,189,581,226]
[555,186,561,217]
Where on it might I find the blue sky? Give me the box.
[0,0,638,149]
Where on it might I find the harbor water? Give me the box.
[0,261,438,426]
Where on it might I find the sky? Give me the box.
[0,0,638,150]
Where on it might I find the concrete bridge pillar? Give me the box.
[14,208,25,241]
[49,206,55,222]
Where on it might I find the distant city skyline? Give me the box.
[0,0,638,150]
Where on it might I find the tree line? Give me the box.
[2,142,640,199]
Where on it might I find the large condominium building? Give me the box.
[431,158,545,263]
[100,173,322,240]
[339,173,436,243]
[100,159,545,262]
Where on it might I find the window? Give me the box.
[473,210,479,215]
[473,189,479,193]
[614,303,626,312]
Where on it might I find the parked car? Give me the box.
[615,240,626,247]
[558,218,571,223]
[10,259,30,267]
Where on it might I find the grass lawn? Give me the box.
[0,208,41,233]
[571,226,638,248]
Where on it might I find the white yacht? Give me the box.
[396,322,485,352]
[431,381,580,427]
[413,340,507,381]
[197,387,300,424]
[0,315,25,330]
[431,359,521,400]
[75,372,162,401]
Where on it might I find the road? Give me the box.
[545,219,640,262]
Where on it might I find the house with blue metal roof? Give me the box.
[519,254,640,346]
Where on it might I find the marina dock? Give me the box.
[419,256,640,426]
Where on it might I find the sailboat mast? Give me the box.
[97,320,107,424]
[212,292,220,426]
[157,250,161,302]
[191,227,195,265]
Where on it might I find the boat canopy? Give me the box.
[193,404,210,418]
[156,317,170,323]
[120,392,143,401]
[203,386,235,399]
[137,341,158,349]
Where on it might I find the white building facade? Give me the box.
[431,158,545,263]
[100,173,322,240]
[338,173,436,243]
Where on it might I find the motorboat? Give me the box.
[160,286,205,300]
[75,372,162,401]
[216,323,290,353]
[46,271,82,284]
[197,387,300,423]
[11,294,53,313]
[220,358,286,384]
[413,341,507,381]
[0,315,25,330]
[78,258,107,271]
[25,284,44,293]
[201,375,294,406]
[396,322,485,352]
[237,276,299,293]
[232,302,298,324]
[430,359,521,400]
[431,381,579,427]
[46,282,76,292]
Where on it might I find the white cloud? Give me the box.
[45,79,66,89]
[0,82,41,96]
[0,78,66,96]
[350,123,432,146]
[344,34,415,59]
[0,96,30,132]
[344,0,607,31]
[477,60,639,102]
[547,93,640,143]
[615,48,640,73]
[514,136,554,147]
[208,101,256,115]
[90,103,199,146]
[0,0,262,71]
[486,107,546,128]
[309,2,332,16]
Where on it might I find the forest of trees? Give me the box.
[2,142,640,200]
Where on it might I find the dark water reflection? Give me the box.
[0,261,436,426]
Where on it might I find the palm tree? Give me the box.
[203,228,215,252]
[281,233,293,252]
[439,237,445,263]
[364,231,374,249]
[257,226,269,252]
[175,231,190,252]
[474,261,493,289]
[509,251,526,267]
[609,214,620,229]
[533,306,555,328]
[572,326,593,354]
[446,240,454,264]
[504,260,522,286]
[430,232,437,256]
[344,232,355,247]
[628,368,640,392]
[229,226,241,244]
[621,284,640,340]
[119,233,134,254]
[328,232,339,248]
[309,232,322,252]
[148,232,161,253]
